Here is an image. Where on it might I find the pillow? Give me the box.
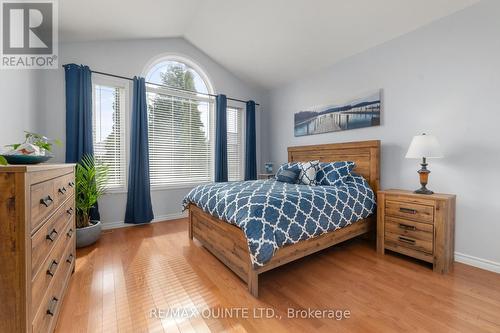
[275,167,300,184]
[298,160,320,185]
[275,162,301,181]
[316,161,356,186]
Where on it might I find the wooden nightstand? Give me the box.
[258,173,274,179]
[377,189,456,273]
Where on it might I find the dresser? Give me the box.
[377,189,456,273]
[0,164,76,333]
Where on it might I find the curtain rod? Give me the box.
[74,68,260,106]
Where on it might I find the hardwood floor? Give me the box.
[56,218,500,333]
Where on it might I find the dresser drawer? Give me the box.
[31,218,74,316]
[32,240,74,333]
[385,217,433,241]
[385,200,434,224]
[30,179,57,231]
[31,199,75,278]
[385,229,433,254]
[53,173,75,207]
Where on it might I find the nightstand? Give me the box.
[377,189,456,273]
[258,173,274,179]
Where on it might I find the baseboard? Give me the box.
[101,212,188,230]
[455,252,500,274]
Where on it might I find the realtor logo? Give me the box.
[1,0,58,69]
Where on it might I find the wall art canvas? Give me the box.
[294,90,381,137]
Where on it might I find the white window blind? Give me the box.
[227,107,243,181]
[147,87,214,187]
[92,82,127,190]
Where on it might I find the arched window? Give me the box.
[145,59,211,94]
[144,56,243,187]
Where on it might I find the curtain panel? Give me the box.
[215,94,228,182]
[124,77,154,224]
[64,64,100,220]
[245,100,257,180]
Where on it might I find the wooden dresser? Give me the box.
[377,189,456,273]
[0,164,76,333]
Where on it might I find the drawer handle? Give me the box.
[40,195,54,207]
[67,228,74,238]
[399,207,417,214]
[68,181,75,188]
[46,229,58,242]
[66,253,74,264]
[398,236,416,245]
[398,223,416,231]
[66,207,74,215]
[46,260,58,277]
[47,297,59,316]
[58,187,67,194]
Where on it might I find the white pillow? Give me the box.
[299,160,319,185]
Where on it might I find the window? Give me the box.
[227,107,243,181]
[92,77,127,191]
[147,87,214,186]
[145,57,244,187]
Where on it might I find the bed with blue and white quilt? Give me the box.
[182,173,376,267]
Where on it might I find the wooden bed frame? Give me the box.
[188,140,380,297]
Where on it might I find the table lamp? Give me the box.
[405,133,443,195]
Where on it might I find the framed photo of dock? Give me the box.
[294,90,381,137]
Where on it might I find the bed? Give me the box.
[185,140,380,297]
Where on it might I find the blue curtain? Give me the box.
[64,64,93,162]
[245,100,257,180]
[64,64,100,220]
[124,77,154,224]
[215,94,228,182]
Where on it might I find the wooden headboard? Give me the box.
[288,140,380,193]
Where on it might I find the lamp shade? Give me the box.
[405,133,443,159]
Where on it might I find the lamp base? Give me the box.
[414,186,434,195]
[415,158,434,195]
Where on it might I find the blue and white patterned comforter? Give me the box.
[182,176,375,267]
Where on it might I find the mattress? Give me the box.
[182,175,376,267]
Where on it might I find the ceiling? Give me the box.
[60,0,479,89]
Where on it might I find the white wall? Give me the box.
[0,70,42,146]
[265,0,500,267]
[37,37,266,227]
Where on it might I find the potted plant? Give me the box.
[75,154,108,248]
[0,131,62,165]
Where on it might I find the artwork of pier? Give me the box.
[294,91,381,137]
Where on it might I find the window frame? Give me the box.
[91,74,129,193]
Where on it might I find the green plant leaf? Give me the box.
[75,154,109,228]
[0,156,7,165]
[37,142,52,151]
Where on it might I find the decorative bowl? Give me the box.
[1,154,53,165]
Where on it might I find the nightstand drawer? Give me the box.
[385,216,433,241]
[385,200,434,224]
[385,231,433,254]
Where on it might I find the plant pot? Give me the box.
[76,220,102,248]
